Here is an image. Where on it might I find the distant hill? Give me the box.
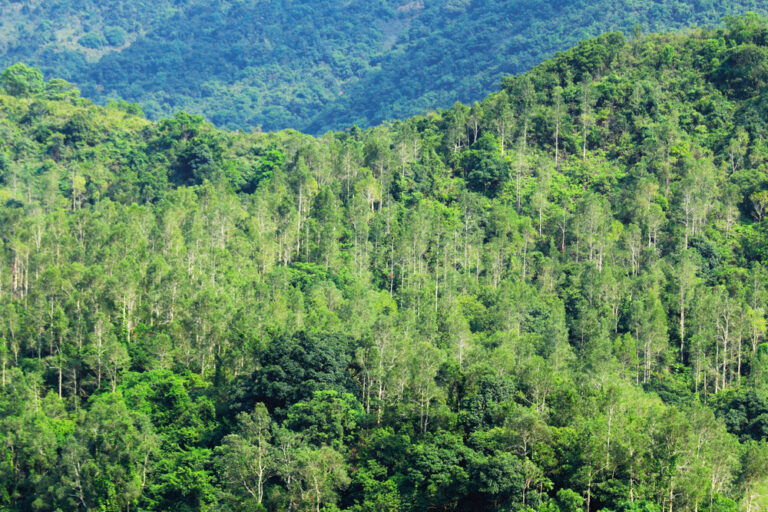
[3,0,768,132]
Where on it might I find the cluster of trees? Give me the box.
[305,0,768,132]
[0,0,177,57]
[0,0,417,131]
[1,15,768,511]
[4,0,768,132]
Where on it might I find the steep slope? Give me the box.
[0,0,180,61]
[0,18,768,511]
[0,0,414,131]
[308,0,768,131]
[3,0,768,132]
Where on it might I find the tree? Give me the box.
[285,390,363,450]
[408,342,444,434]
[750,191,768,222]
[62,392,158,511]
[461,133,509,197]
[244,331,354,416]
[215,403,275,506]
[579,76,595,161]
[629,286,669,384]
[552,86,564,168]
[713,44,768,99]
[0,63,44,97]
[347,461,401,512]
[294,446,350,512]
[489,91,515,156]
[405,432,470,511]
[674,253,700,364]
[738,441,768,512]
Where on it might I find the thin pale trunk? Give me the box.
[555,114,560,166]
[680,289,686,364]
[58,351,63,398]
[516,122,528,212]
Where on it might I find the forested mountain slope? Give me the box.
[1,17,768,512]
[3,0,768,132]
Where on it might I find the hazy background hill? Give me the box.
[2,0,768,131]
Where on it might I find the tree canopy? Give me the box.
[0,17,768,512]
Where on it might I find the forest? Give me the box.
[4,0,768,132]
[1,14,768,512]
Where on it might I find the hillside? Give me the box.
[4,0,768,132]
[1,16,768,511]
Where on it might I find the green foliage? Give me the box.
[103,27,127,47]
[347,461,401,512]
[286,390,363,449]
[121,371,215,449]
[557,488,585,512]
[714,389,768,441]
[713,44,768,98]
[237,331,355,417]
[4,2,768,132]
[77,32,106,50]
[0,19,768,511]
[0,63,43,97]
[461,133,509,197]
